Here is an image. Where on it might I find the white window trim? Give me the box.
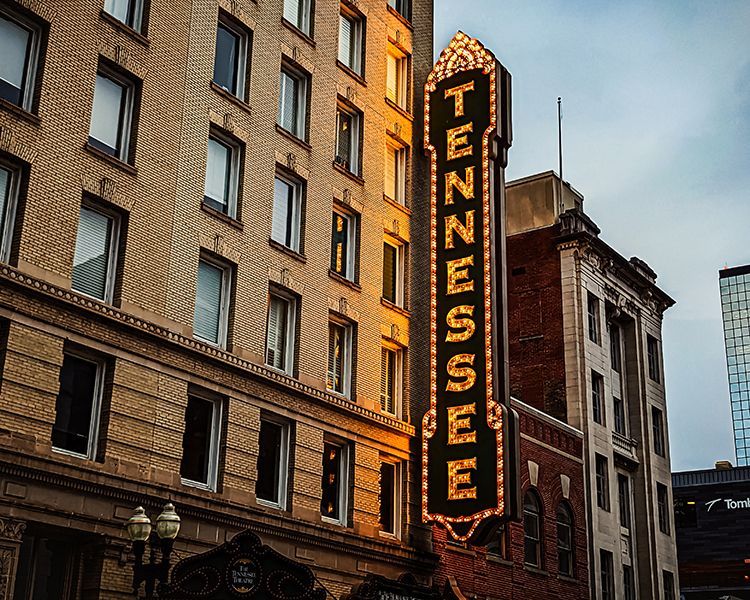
[256,416,290,510]
[335,104,361,175]
[332,208,357,280]
[215,16,248,99]
[0,163,20,263]
[272,171,303,252]
[383,238,405,307]
[51,351,105,461]
[283,0,312,35]
[265,288,297,375]
[385,142,406,205]
[386,44,408,109]
[278,64,308,140]
[1,7,41,112]
[194,255,232,349]
[104,0,145,32]
[338,8,363,75]
[327,317,353,398]
[181,392,223,492]
[205,130,241,219]
[91,67,135,162]
[378,459,401,538]
[380,342,402,418]
[72,202,121,304]
[321,441,349,526]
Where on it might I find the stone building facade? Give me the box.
[0,0,434,597]
[504,172,679,599]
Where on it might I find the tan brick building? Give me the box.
[0,0,434,597]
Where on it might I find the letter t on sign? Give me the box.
[445,81,475,117]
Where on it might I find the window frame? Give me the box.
[652,406,666,457]
[382,238,405,307]
[623,565,635,600]
[663,570,675,600]
[327,317,354,398]
[256,415,290,509]
[203,130,241,219]
[88,66,135,163]
[613,396,626,436]
[180,391,223,491]
[657,482,671,535]
[282,0,312,36]
[595,453,610,511]
[193,255,232,349]
[278,62,309,141]
[271,170,304,252]
[617,473,631,529]
[591,370,604,425]
[0,6,42,112]
[384,141,407,205]
[51,350,105,461]
[213,14,249,100]
[600,550,614,600]
[71,201,121,304]
[379,343,402,417]
[647,334,661,383]
[335,101,362,176]
[0,162,21,263]
[378,459,401,538]
[385,43,408,109]
[556,502,574,577]
[387,0,410,20]
[523,489,542,567]
[587,292,601,344]
[320,439,350,525]
[103,0,145,33]
[265,288,297,375]
[610,322,622,372]
[330,208,357,280]
[337,5,364,76]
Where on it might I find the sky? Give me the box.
[434,0,750,471]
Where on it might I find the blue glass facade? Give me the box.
[720,265,750,466]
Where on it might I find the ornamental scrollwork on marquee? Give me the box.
[426,31,495,92]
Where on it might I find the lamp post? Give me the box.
[126,503,181,598]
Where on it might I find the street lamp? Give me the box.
[126,503,181,598]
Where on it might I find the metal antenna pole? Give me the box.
[557,96,564,215]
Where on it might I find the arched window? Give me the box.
[523,489,542,567]
[556,502,574,576]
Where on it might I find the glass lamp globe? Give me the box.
[155,503,181,540]
[127,506,152,542]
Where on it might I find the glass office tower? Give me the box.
[720,265,750,466]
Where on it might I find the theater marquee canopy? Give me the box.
[422,32,519,543]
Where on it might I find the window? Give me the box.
[657,482,670,535]
[213,17,249,99]
[386,44,408,109]
[587,292,600,344]
[674,496,697,528]
[335,103,361,175]
[330,210,357,280]
[278,65,309,140]
[52,353,104,459]
[623,565,635,600]
[613,397,626,435]
[523,489,542,567]
[0,8,40,111]
[256,417,290,508]
[595,453,609,510]
[383,240,404,306]
[88,69,135,162]
[321,440,349,524]
[13,529,82,600]
[338,7,364,75]
[652,406,666,457]
[193,257,231,347]
[647,334,661,382]
[379,460,400,536]
[591,370,604,425]
[556,502,574,577]
[600,550,614,600]
[283,0,311,35]
[265,291,296,374]
[380,345,402,416]
[271,173,303,252]
[387,0,410,19]
[204,132,240,217]
[71,205,120,302]
[180,393,222,490]
[327,319,353,397]
[610,323,622,372]
[103,0,144,32]
[384,143,406,204]
[663,570,675,600]
[487,523,510,560]
[0,164,20,263]
[618,474,631,529]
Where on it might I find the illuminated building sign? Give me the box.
[422,32,519,543]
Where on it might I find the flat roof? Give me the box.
[719,264,750,279]
[672,465,750,487]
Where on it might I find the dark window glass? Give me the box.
[336,109,353,167]
[0,166,16,261]
[587,292,600,343]
[618,474,631,528]
[379,462,396,534]
[387,0,410,19]
[52,354,100,456]
[556,503,574,576]
[595,454,609,510]
[13,532,80,600]
[487,523,509,559]
[610,323,622,371]
[104,0,143,30]
[663,570,675,600]
[213,23,239,94]
[327,321,349,394]
[652,406,665,456]
[647,334,661,382]
[657,483,670,534]
[623,565,635,600]
[321,442,344,521]
[180,396,215,485]
[256,419,283,504]
[592,370,604,425]
[331,212,350,277]
[271,176,300,250]
[600,550,614,600]
[523,490,542,567]
[674,497,697,528]
[613,397,626,435]
[383,243,397,303]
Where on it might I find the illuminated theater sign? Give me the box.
[422,32,519,543]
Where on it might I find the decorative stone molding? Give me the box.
[0,519,25,542]
[329,297,359,322]
[208,109,249,142]
[560,474,570,499]
[381,322,408,346]
[280,43,314,73]
[199,233,241,264]
[217,0,256,29]
[17,0,57,22]
[333,187,363,213]
[388,28,412,54]
[269,267,304,296]
[275,151,310,180]
[0,127,37,164]
[98,43,148,79]
[81,175,135,211]
[527,461,539,487]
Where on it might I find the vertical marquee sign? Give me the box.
[422,32,520,543]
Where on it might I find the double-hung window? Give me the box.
[610,323,622,372]
[387,0,410,19]
[384,143,406,204]
[283,0,312,35]
[88,69,136,162]
[278,65,308,140]
[71,204,120,303]
[321,440,349,524]
[647,334,661,382]
[556,503,574,577]
[663,570,675,600]
[595,453,609,510]
[103,0,145,32]
[591,370,604,425]
[587,292,600,344]
[180,393,222,490]
[657,482,670,534]
[213,17,249,99]
[652,406,666,456]
[386,44,408,109]
[256,417,290,508]
[379,460,400,537]
[204,132,240,218]
[380,345,401,416]
[618,474,631,529]
[52,352,105,459]
[383,240,404,306]
[0,164,20,263]
[600,550,614,600]
[338,7,364,76]
[335,104,362,175]
[613,397,626,436]
[0,8,41,111]
[271,173,303,252]
[523,490,542,567]
[193,257,231,348]
[330,210,356,280]
[265,291,296,374]
[327,319,353,397]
